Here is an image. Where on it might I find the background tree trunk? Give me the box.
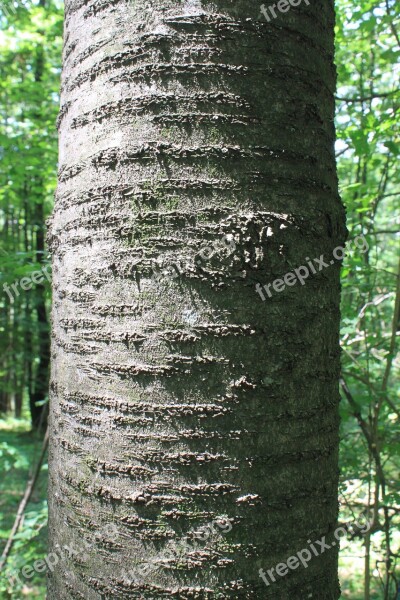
[49,0,346,598]
[29,198,50,430]
[29,9,51,430]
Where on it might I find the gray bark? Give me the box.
[48,0,346,598]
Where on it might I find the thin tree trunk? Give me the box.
[30,199,50,430]
[1,204,12,415]
[29,12,51,430]
[0,295,11,414]
[23,190,35,421]
[13,292,24,418]
[49,1,345,598]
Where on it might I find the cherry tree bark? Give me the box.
[48,0,346,598]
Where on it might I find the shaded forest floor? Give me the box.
[0,418,47,598]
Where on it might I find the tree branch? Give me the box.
[336,90,400,103]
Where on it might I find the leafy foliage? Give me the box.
[336,0,400,597]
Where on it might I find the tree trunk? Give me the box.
[0,295,11,414]
[29,5,51,430]
[29,198,50,430]
[49,1,346,598]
